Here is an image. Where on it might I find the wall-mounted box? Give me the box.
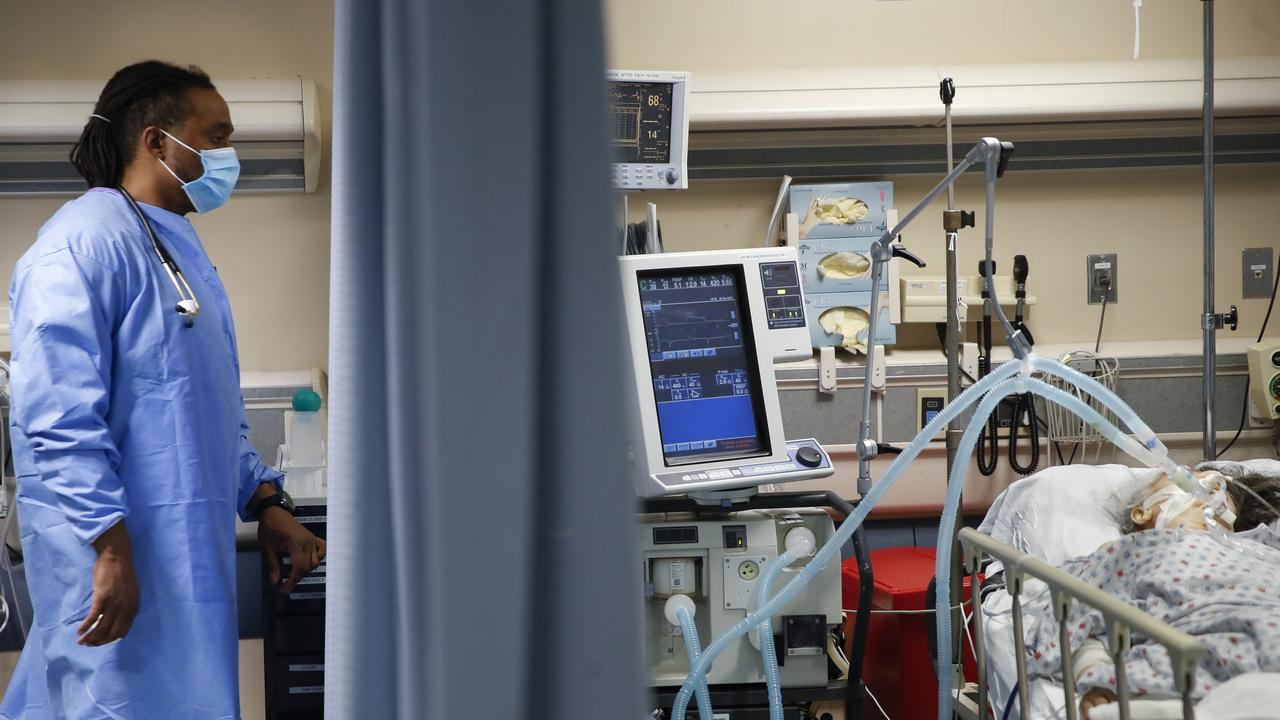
[805,289,895,352]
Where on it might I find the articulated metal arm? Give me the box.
[855,138,1015,493]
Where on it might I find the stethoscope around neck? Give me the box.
[119,187,201,327]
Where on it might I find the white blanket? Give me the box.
[1090,672,1280,720]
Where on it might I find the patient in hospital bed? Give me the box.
[1021,470,1280,719]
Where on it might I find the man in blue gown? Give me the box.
[0,61,326,718]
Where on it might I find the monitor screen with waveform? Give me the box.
[609,80,673,164]
[638,266,770,465]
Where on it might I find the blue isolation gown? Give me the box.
[0,188,283,719]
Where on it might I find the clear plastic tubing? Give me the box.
[756,546,805,720]
[676,605,714,720]
[932,374,1175,720]
[932,378,1020,720]
[675,353,1178,718]
[670,358,1024,716]
[1027,355,1160,453]
[1029,355,1200,492]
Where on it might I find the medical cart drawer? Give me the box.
[271,562,327,615]
[293,505,327,538]
[273,654,325,712]
[273,613,325,655]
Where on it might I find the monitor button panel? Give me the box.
[653,438,831,491]
[759,262,806,330]
[613,163,681,189]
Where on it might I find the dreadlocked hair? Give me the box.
[70,60,215,189]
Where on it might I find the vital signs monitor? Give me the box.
[607,70,690,190]
[619,247,833,499]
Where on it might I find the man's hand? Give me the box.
[258,506,327,594]
[1080,687,1117,720]
[80,521,141,646]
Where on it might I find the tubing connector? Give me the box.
[1007,329,1033,360]
[1147,434,1172,458]
[1011,375,1028,395]
[1019,353,1036,381]
[784,527,817,557]
[1167,465,1201,496]
[1167,465,1237,528]
[1200,471,1237,527]
[665,594,697,628]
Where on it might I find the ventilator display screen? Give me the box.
[610,80,674,164]
[638,267,770,466]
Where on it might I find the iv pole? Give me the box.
[854,137,1015,697]
[1202,0,1218,460]
[940,78,967,692]
[1200,0,1238,460]
[940,79,971,477]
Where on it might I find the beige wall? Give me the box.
[605,0,1280,514]
[606,0,1280,350]
[606,0,1280,71]
[628,167,1279,349]
[2,1,1273,362]
[0,0,334,372]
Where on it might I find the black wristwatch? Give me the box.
[248,489,296,521]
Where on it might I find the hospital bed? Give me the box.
[948,463,1279,720]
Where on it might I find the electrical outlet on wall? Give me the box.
[1243,248,1275,299]
[917,388,947,438]
[1087,254,1118,304]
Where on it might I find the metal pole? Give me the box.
[857,249,888,491]
[856,150,981,491]
[1202,0,1217,460]
[646,202,662,254]
[943,81,963,475]
[940,78,967,690]
[618,193,629,254]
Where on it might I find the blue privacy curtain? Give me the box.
[325,0,644,717]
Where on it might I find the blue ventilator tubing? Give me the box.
[671,134,1205,719]
[1026,356,1212,500]
[677,605,715,720]
[931,369,1186,720]
[1027,356,1160,454]
[756,546,806,720]
[671,359,1024,718]
[673,352,1190,720]
[933,376,1023,720]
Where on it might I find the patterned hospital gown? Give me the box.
[1023,528,1280,697]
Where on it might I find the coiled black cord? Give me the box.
[1007,393,1040,474]
[976,352,1000,476]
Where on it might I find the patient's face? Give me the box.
[1129,473,1236,532]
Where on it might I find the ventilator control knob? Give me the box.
[665,168,680,185]
[795,446,823,468]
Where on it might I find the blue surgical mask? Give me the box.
[157,129,240,213]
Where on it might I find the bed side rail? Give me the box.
[957,527,1206,720]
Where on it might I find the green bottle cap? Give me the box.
[292,389,322,412]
